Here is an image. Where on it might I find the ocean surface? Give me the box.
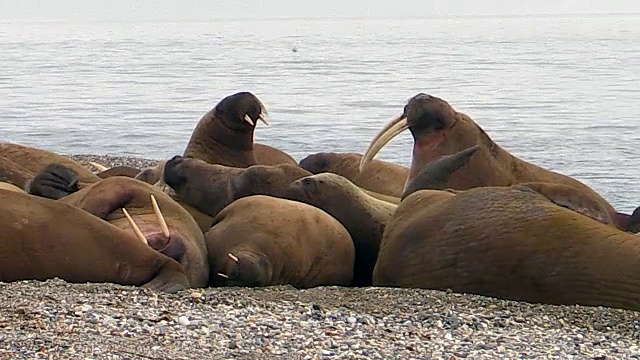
[0,15,639,211]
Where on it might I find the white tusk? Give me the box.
[89,161,108,172]
[228,253,239,262]
[358,115,409,172]
[122,208,149,245]
[150,194,170,238]
[243,114,255,126]
[217,273,229,279]
[258,112,270,126]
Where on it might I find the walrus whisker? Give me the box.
[359,115,409,172]
[217,273,229,279]
[121,208,149,245]
[88,161,108,172]
[228,253,239,262]
[258,112,270,126]
[243,114,255,126]
[150,194,171,238]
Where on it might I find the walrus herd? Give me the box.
[2,91,640,312]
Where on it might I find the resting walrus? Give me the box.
[358,93,627,230]
[206,195,355,288]
[0,142,100,188]
[162,155,311,218]
[0,189,189,292]
[28,165,210,288]
[299,152,409,198]
[373,178,640,311]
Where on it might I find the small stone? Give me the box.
[178,316,190,326]
[347,317,357,325]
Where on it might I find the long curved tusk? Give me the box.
[258,112,270,126]
[358,114,409,172]
[122,208,149,245]
[89,161,108,172]
[228,253,239,262]
[243,114,255,126]
[217,273,229,279]
[150,194,170,238]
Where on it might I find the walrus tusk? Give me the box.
[150,194,170,238]
[358,114,409,172]
[228,253,239,262]
[258,112,270,126]
[243,114,255,126]
[88,161,108,172]
[217,273,229,279]
[122,208,149,245]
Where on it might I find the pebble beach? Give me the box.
[0,155,637,359]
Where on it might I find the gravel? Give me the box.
[3,154,635,359]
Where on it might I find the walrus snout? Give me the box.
[142,228,187,262]
[162,155,188,190]
[27,163,80,199]
[299,154,329,174]
[214,251,272,287]
[214,91,268,130]
[403,93,456,133]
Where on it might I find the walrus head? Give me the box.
[214,91,269,131]
[359,93,482,190]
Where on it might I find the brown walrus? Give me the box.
[373,182,640,311]
[183,91,269,168]
[0,142,100,188]
[206,195,355,288]
[358,93,627,230]
[27,165,210,288]
[284,173,397,286]
[254,143,298,166]
[96,165,142,179]
[0,189,189,293]
[162,155,311,218]
[299,152,409,198]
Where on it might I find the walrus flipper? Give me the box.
[141,260,190,293]
[401,144,479,199]
[27,163,80,199]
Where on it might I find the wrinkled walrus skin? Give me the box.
[373,185,640,311]
[0,189,189,293]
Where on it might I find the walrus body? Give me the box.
[374,185,640,311]
[183,92,269,168]
[285,173,397,286]
[300,152,409,198]
[96,165,141,179]
[28,167,210,288]
[0,189,189,292]
[254,143,297,166]
[0,142,100,188]
[359,93,622,229]
[163,155,311,218]
[206,195,355,288]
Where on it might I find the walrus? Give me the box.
[299,152,409,198]
[0,189,190,293]
[27,166,210,288]
[284,173,397,286]
[182,91,269,168]
[373,181,640,311]
[0,142,100,188]
[0,181,25,193]
[358,93,627,230]
[96,165,142,179]
[0,155,34,188]
[163,155,311,218]
[134,161,166,185]
[254,143,298,166]
[205,195,355,288]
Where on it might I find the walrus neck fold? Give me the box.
[183,114,257,168]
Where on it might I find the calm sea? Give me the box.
[0,15,638,211]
